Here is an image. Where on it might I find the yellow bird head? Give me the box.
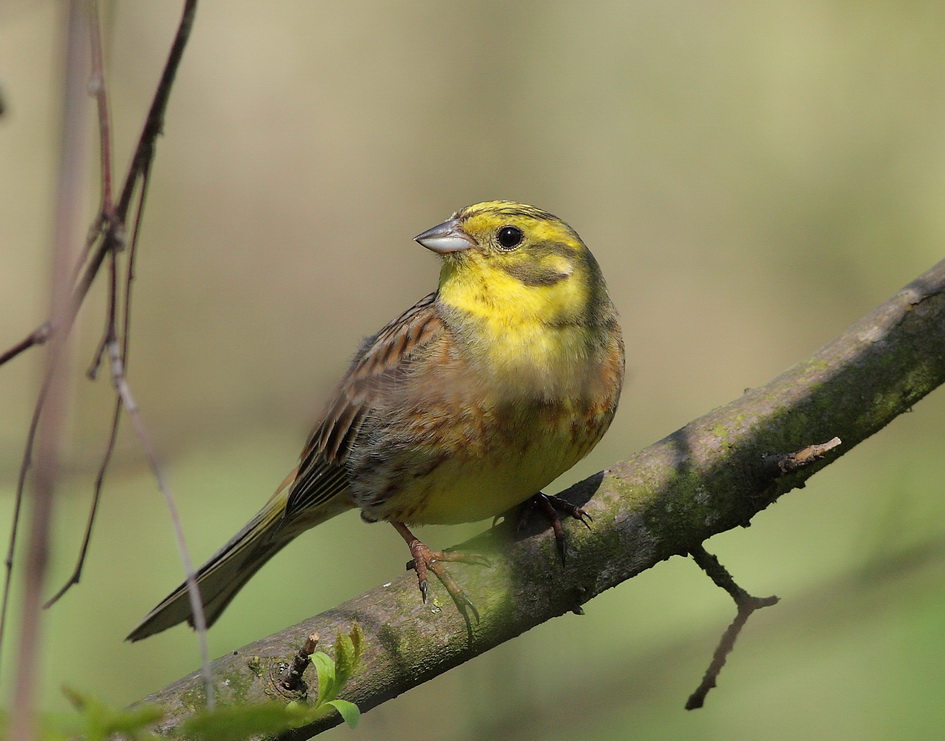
[414,201,612,328]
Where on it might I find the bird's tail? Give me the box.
[126,472,349,641]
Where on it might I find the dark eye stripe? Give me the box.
[541,241,579,258]
[500,263,571,287]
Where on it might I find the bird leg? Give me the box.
[391,522,487,623]
[518,492,592,566]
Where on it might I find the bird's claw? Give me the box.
[403,537,484,623]
[519,492,593,566]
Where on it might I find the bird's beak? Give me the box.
[414,217,475,254]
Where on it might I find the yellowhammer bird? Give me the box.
[128,201,624,640]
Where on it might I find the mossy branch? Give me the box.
[137,259,945,737]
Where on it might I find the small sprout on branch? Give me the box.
[281,632,320,692]
[277,624,364,728]
[762,437,842,477]
[305,624,363,728]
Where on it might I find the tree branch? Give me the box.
[137,258,945,736]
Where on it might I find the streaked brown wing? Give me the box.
[283,292,443,519]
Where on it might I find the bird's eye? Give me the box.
[496,225,524,250]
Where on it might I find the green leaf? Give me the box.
[333,624,364,690]
[349,623,364,666]
[312,651,337,706]
[61,686,164,740]
[334,631,356,688]
[326,699,361,728]
[283,701,315,730]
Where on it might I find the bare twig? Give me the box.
[44,248,122,609]
[107,335,215,708]
[761,437,842,477]
[0,376,49,670]
[682,440,842,709]
[0,324,52,366]
[45,0,117,605]
[71,0,114,305]
[7,4,87,737]
[41,389,119,610]
[46,119,155,608]
[685,546,779,710]
[282,633,321,692]
[0,0,196,367]
[86,0,113,215]
[0,0,208,707]
[473,536,945,741]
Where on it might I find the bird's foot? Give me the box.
[392,522,487,623]
[518,492,592,566]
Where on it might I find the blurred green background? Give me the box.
[3,1,945,739]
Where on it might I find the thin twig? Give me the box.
[282,633,320,692]
[0,0,197,371]
[86,0,113,215]
[0,368,51,679]
[106,337,215,707]
[44,251,122,608]
[72,0,113,293]
[686,545,779,710]
[46,71,161,607]
[7,4,87,737]
[0,324,52,367]
[1,0,205,703]
[40,394,117,609]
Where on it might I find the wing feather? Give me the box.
[283,292,443,520]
